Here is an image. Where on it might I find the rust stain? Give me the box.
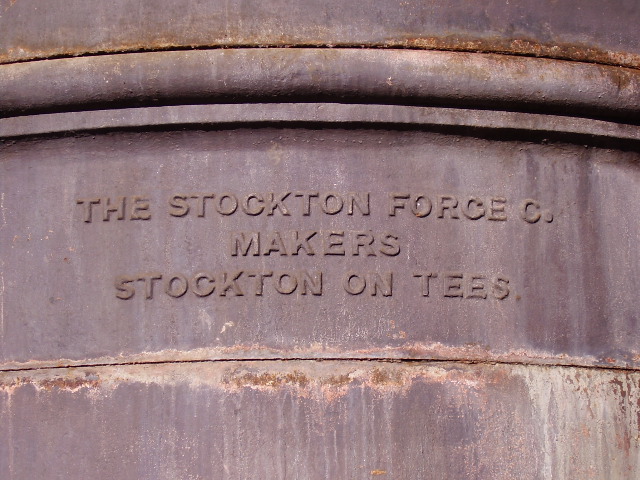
[323,373,351,387]
[0,360,495,405]
[227,370,310,389]
[0,353,637,473]
[370,367,404,387]
[1,340,639,373]
[39,374,100,391]
[1,36,639,69]
[601,65,636,91]
[392,35,640,70]
[221,364,425,399]
[0,373,100,394]
[0,364,633,479]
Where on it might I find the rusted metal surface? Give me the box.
[0,361,638,479]
[1,4,640,478]
[1,0,640,68]
[1,49,640,120]
[1,125,639,371]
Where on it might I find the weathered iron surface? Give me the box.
[1,124,639,370]
[1,4,640,477]
[0,361,638,479]
[1,0,640,68]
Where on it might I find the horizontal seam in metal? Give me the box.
[1,357,638,375]
[1,44,638,71]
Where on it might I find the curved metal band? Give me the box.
[1,49,639,121]
[2,104,640,141]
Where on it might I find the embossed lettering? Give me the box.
[291,231,317,256]
[77,198,101,223]
[192,272,216,297]
[299,271,322,295]
[215,193,238,216]
[274,272,297,294]
[520,199,553,224]
[346,192,370,216]
[241,193,265,216]
[138,272,162,299]
[294,191,319,216]
[410,194,432,218]
[167,191,371,216]
[219,271,244,296]
[130,196,152,220]
[115,270,324,298]
[230,232,260,257]
[246,271,273,296]
[369,272,393,296]
[115,275,136,299]
[230,230,400,257]
[320,192,343,215]
[413,272,510,300]
[491,276,510,299]
[413,272,437,297]
[266,192,291,216]
[389,193,410,216]
[343,272,366,295]
[168,194,190,217]
[343,272,392,296]
[191,193,215,217]
[262,231,288,256]
[324,231,345,255]
[102,196,126,221]
[352,231,376,256]
[443,272,464,297]
[464,274,487,299]
[461,197,485,220]
[380,233,400,256]
[165,274,188,298]
[437,196,459,219]
[487,197,507,221]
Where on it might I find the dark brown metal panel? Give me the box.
[0,361,638,479]
[1,0,640,67]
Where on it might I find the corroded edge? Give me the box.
[1,342,638,374]
[2,0,640,69]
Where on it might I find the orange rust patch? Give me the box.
[370,368,404,387]
[39,376,100,391]
[322,373,352,387]
[227,370,310,389]
[393,35,640,70]
[0,373,100,393]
